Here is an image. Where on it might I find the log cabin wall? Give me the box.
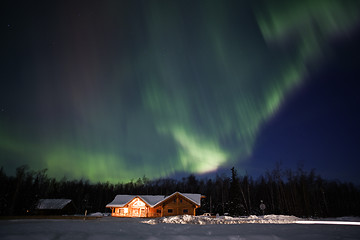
[162,193,198,216]
[147,206,162,218]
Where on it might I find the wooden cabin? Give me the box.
[35,199,76,215]
[106,192,202,218]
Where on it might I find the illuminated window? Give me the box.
[183,209,188,213]
[168,209,173,213]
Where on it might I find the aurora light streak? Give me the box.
[1,0,360,183]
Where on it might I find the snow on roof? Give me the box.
[180,193,201,206]
[106,195,166,208]
[106,192,201,208]
[36,199,72,210]
[161,192,202,206]
[139,195,166,207]
[106,195,134,208]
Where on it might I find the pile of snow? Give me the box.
[87,212,111,217]
[88,212,104,217]
[143,214,301,225]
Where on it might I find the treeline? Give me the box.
[0,165,359,217]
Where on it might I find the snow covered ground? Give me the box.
[144,214,360,226]
[143,214,301,225]
[1,215,360,240]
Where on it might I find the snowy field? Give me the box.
[1,215,360,240]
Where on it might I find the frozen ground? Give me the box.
[1,215,360,240]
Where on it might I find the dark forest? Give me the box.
[1,165,359,218]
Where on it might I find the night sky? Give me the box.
[1,0,360,183]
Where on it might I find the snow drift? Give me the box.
[143,214,301,225]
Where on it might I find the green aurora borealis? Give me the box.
[1,0,360,183]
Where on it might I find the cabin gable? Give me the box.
[160,193,199,216]
[112,197,149,217]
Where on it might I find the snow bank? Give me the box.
[143,214,301,225]
[88,212,104,217]
[87,212,111,217]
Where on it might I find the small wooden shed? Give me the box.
[106,192,202,218]
[35,199,76,215]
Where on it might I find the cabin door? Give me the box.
[140,208,146,217]
[131,208,146,217]
[132,208,140,217]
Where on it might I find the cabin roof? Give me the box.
[36,199,73,210]
[105,195,165,208]
[106,192,201,208]
[174,193,202,206]
[139,195,166,206]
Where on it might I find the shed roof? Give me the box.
[36,199,73,210]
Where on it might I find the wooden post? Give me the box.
[176,196,179,215]
[210,196,212,215]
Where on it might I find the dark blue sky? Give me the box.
[244,31,360,183]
